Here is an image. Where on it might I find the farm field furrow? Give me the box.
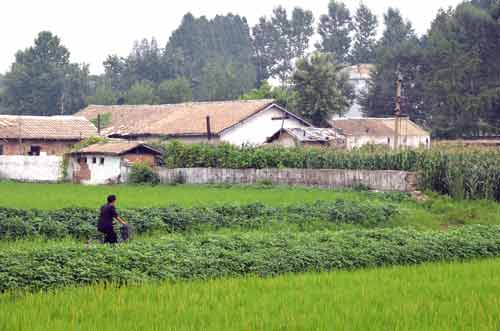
[1,259,499,331]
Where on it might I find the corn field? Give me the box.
[160,142,500,201]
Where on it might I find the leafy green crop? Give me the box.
[159,142,500,201]
[0,200,398,241]
[1,225,499,292]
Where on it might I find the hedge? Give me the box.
[159,142,500,201]
[1,225,499,292]
[0,199,400,240]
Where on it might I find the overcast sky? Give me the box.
[1,0,463,75]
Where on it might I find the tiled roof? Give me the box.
[330,118,429,137]
[0,115,97,140]
[72,141,162,156]
[75,100,307,138]
[340,64,375,80]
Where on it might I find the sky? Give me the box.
[0,0,464,75]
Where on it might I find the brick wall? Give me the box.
[0,139,78,156]
[123,153,157,166]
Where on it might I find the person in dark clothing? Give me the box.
[98,195,128,244]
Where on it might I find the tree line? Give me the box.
[0,0,499,137]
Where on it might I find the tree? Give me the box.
[252,6,314,85]
[351,4,378,64]
[157,77,192,104]
[86,84,118,105]
[420,3,500,137]
[2,31,89,116]
[317,1,352,64]
[239,80,288,106]
[292,52,353,126]
[379,8,415,50]
[124,81,158,105]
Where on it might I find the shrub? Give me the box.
[1,225,499,292]
[128,163,160,185]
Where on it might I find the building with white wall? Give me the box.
[76,100,311,146]
[335,64,375,119]
[69,141,162,185]
[330,117,430,150]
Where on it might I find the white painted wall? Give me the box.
[346,135,431,149]
[69,155,122,185]
[220,106,308,146]
[0,155,63,182]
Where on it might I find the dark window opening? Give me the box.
[29,146,41,156]
[100,157,105,165]
[0,145,3,155]
[92,157,97,164]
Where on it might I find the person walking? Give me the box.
[98,195,128,244]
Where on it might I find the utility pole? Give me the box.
[394,70,403,150]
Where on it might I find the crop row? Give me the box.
[160,142,500,200]
[1,225,499,292]
[0,200,398,240]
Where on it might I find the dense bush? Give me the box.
[0,200,399,241]
[128,163,160,185]
[1,225,499,292]
[160,142,500,201]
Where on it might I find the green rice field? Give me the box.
[1,259,499,331]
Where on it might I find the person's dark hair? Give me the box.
[107,195,117,204]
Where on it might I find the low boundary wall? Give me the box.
[154,168,418,192]
[0,155,63,183]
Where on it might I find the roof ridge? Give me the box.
[86,99,276,108]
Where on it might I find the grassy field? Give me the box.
[1,181,499,231]
[0,181,375,209]
[1,259,499,331]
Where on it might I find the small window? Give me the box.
[0,145,3,155]
[100,157,105,165]
[83,157,88,164]
[29,146,41,156]
[92,157,97,164]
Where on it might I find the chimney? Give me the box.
[97,114,101,136]
[206,116,212,141]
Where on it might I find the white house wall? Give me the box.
[220,107,308,146]
[0,155,63,182]
[69,155,122,185]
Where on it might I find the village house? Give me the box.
[334,64,374,119]
[267,127,346,148]
[330,117,431,150]
[76,100,311,146]
[69,141,163,185]
[0,115,97,156]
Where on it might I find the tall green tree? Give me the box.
[3,31,89,115]
[292,52,353,126]
[421,3,500,137]
[252,6,314,85]
[351,4,378,64]
[317,1,353,64]
[124,81,158,105]
[378,8,415,50]
[157,77,193,104]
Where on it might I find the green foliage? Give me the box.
[252,6,314,85]
[317,1,353,64]
[0,200,398,241]
[124,81,158,105]
[292,52,354,125]
[86,85,118,105]
[128,163,160,185]
[2,31,89,116]
[157,77,192,104]
[239,81,288,106]
[71,136,108,152]
[351,4,378,64]
[1,225,499,292]
[89,113,112,129]
[162,142,500,201]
